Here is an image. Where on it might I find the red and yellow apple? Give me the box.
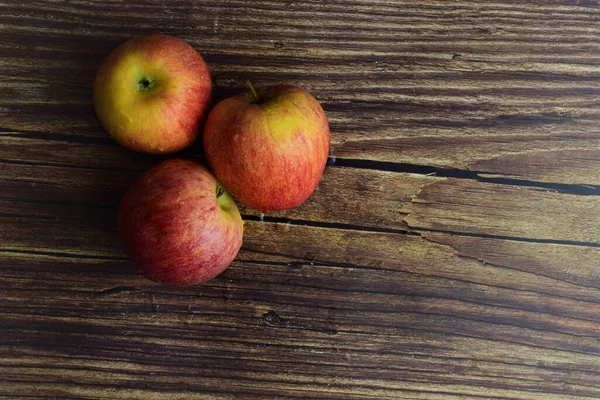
[93,34,212,154]
[203,84,330,211]
[118,159,243,286]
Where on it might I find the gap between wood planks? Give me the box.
[242,215,600,249]
[330,158,600,196]
[3,153,600,198]
[3,146,600,247]
[3,127,600,196]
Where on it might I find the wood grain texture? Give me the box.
[3,221,600,398]
[402,178,600,244]
[4,0,600,184]
[2,0,600,399]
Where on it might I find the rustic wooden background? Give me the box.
[2,0,600,398]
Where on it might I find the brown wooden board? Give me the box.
[2,1,600,398]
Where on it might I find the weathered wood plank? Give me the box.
[3,0,600,398]
[2,221,600,398]
[6,158,600,245]
[0,160,433,231]
[3,1,600,183]
[423,231,600,293]
[3,216,600,338]
[401,178,600,244]
[0,134,161,172]
[0,161,138,207]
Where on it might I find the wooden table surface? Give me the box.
[3,1,600,399]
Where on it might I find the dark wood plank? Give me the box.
[2,221,600,399]
[3,1,600,183]
[2,0,600,398]
[5,158,600,246]
[402,178,600,244]
[1,159,431,231]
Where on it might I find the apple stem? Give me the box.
[216,186,225,199]
[246,79,260,103]
[138,76,156,92]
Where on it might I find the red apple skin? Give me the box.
[203,85,330,212]
[118,159,243,286]
[93,34,212,154]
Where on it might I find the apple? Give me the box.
[93,34,212,154]
[203,83,330,211]
[118,159,243,286]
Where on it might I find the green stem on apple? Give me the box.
[138,76,156,92]
[246,79,260,103]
